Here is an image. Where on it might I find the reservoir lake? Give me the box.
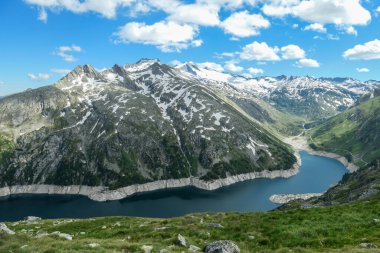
[0,151,348,221]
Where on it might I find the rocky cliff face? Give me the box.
[0,60,296,190]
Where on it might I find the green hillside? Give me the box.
[309,90,380,167]
[1,200,380,253]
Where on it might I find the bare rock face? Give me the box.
[204,240,240,253]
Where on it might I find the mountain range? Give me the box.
[0,59,379,197]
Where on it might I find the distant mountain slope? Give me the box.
[308,88,380,167]
[176,62,379,120]
[0,60,296,189]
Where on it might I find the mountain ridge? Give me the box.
[0,59,297,194]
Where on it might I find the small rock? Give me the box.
[0,223,15,235]
[20,245,28,249]
[359,243,377,249]
[248,235,255,240]
[80,232,86,235]
[204,240,240,253]
[189,245,201,252]
[101,226,107,229]
[24,216,42,221]
[35,232,49,238]
[155,226,168,231]
[141,245,153,253]
[51,231,73,241]
[88,243,100,248]
[372,219,380,223]
[207,223,224,228]
[174,234,187,247]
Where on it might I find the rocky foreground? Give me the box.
[0,200,379,252]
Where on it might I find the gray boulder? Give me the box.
[0,223,15,235]
[204,240,240,253]
[359,243,377,249]
[174,234,187,247]
[207,223,224,228]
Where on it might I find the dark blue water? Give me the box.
[0,151,348,221]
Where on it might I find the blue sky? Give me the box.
[0,0,380,96]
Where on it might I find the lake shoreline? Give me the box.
[0,151,302,202]
[283,135,358,173]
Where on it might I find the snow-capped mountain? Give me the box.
[0,59,296,189]
[176,62,380,119]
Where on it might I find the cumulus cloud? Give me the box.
[28,73,51,80]
[221,11,270,38]
[304,23,326,33]
[168,4,220,26]
[224,61,244,72]
[114,21,201,52]
[281,45,305,59]
[356,68,369,73]
[248,67,264,75]
[343,39,380,60]
[240,41,280,61]
[341,25,357,36]
[296,58,320,68]
[262,0,371,31]
[55,45,82,62]
[198,62,224,72]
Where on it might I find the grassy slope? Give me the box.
[309,94,380,167]
[1,200,380,253]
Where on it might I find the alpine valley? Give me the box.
[0,60,379,201]
[1,60,380,253]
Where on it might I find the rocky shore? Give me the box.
[269,193,323,204]
[0,156,301,202]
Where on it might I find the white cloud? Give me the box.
[296,58,320,68]
[170,60,182,66]
[28,73,51,80]
[168,4,220,26]
[304,23,326,33]
[55,45,82,62]
[114,21,201,52]
[292,24,299,28]
[224,61,244,72]
[327,34,340,40]
[281,44,305,59]
[262,0,371,28]
[25,0,135,19]
[341,25,357,35]
[248,67,264,75]
[377,6,380,13]
[343,39,380,60]
[240,41,280,61]
[221,11,270,38]
[38,8,48,23]
[51,68,71,74]
[356,68,369,73]
[198,62,224,72]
